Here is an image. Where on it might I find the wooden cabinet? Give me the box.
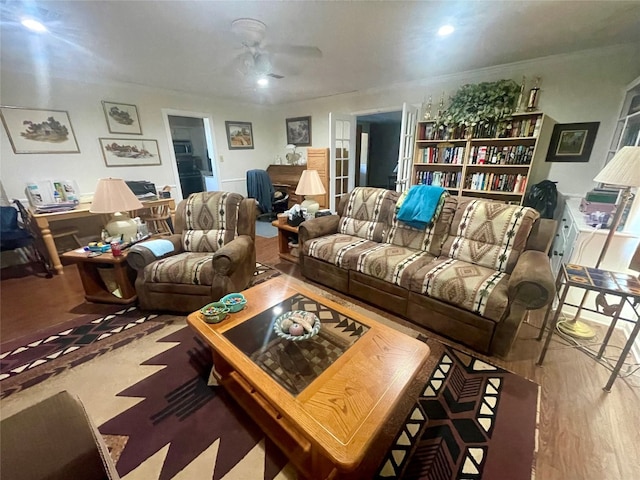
[267,165,306,208]
[306,148,330,209]
[412,112,555,204]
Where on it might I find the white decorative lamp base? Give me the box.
[105,212,138,243]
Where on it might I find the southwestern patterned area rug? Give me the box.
[0,262,279,399]
[0,273,538,480]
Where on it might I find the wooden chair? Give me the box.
[139,204,172,235]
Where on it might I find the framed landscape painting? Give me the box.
[0,106,80,154]
[102,101,142,134]
[225,121,254,150]
[286,116,312,146]
[546,122,600,162]
[99,138,161,167]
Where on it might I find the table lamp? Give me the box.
[295,169,326,216]
[559,146,640,339]
[89,178,143,242]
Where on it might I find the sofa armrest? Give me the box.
[211,235,254,276]
[508,250,556,309]
[126,234,183,271]
[299,215,340,245]
[526,218,557,254]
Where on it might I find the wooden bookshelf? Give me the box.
[412,112,556,204]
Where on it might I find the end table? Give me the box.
[537,263,640,391]
[62,249,137,304]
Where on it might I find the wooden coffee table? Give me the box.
[187,277,430,479]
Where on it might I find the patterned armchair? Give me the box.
[127,191,256,313]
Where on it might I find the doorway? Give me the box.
[356,111,402,189]
[161,110,220,201]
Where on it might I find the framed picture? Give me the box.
[99,138,161,167]
[545,122,600,163]
[0,106,80,154]
[286,116,312,146]
[102,101,142,134]
[225,121,254,150]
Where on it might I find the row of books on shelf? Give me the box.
[469,145,534,165]
[471,116,542,139]
[415,170,461,188]
[420,146,465,164]
[464,173,528,193]
[419,115,542,141]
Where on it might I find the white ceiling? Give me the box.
[2,1,640,105]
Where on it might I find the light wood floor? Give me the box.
[1,234,639,479]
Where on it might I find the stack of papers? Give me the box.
[34,202,78,213]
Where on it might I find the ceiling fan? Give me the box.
[230,18,322,81]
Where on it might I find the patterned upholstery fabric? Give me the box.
[355,244,435,289]
[387,195,458,256]
[441,199,539,274]
[304,234,379,270]
[410,258,510,322]
[145,252,214,286]
[339,187,398,242]
[181,192,243,252]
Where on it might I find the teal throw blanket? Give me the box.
[397,185,446,229]
[141,239,175,257]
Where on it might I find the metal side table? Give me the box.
[537,263,640,391]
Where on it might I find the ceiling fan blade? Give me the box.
[267,44,322,58]
[267,73,284,80]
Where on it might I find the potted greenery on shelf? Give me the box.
[440,79,520,134]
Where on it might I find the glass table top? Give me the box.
[223,293,369,396]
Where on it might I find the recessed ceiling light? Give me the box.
[21,17,48,33]
[437,25,454,36]
[257,77,269,87]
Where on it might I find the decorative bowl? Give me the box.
[220,293,247,313]
[273,310,321,341]
[200,302,230,324]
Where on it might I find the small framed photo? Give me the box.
[546,122,600,163]
[99,138,161,167]
[286,116,312,146]
[102,101,142,134]
[0,106,80,154]
[225,121,254,150]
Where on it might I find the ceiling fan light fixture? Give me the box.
[257,77,269,87]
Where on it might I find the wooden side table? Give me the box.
[537,263,640,391]
[271,221,299,263]
[62,249,137,304]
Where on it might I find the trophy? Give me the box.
[527,77,542,111]
[516,76,526,112]
[423,95,432,120]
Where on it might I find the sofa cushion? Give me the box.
[304,233,379,269]
[144,252,214,285]
[388,195,458,256]
[356,244,435,289]
[410,258,510,322]
[441,199,539,273]
[181,191,243,252]
[339,187,398,242]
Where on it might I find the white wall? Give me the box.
[0,71,279,202]
[3,44,639,204]
[273,44,640,197]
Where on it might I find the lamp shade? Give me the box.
[295,170,326,196]
[90,178,143,213]
[593,146,640,187]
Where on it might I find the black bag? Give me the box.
[523,180,558,219]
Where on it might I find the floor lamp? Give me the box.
[559,146,640,338]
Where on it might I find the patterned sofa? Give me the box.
[299,187,556,357]
[127,191,256,313]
